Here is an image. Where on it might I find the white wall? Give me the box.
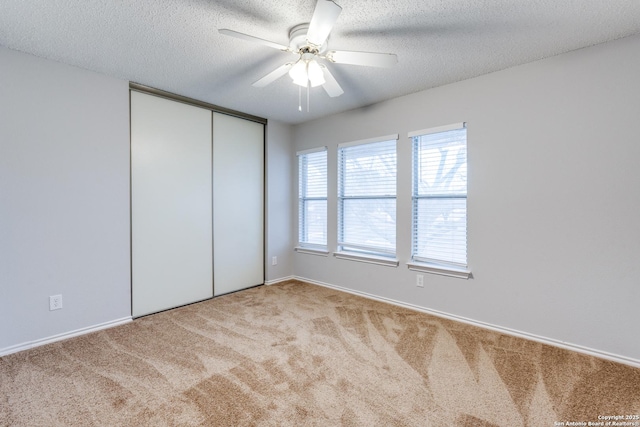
[0,47,131,352]
[265,121,295,282]
[291,34,640,363]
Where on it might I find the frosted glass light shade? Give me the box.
[293,76,308,87]
[289,60,308,87]
[307,60,325,87]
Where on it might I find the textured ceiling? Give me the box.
[1,0,640,124]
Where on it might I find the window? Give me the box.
[297,147,327,250]
[337,135,397,262]
[410,123,468,277]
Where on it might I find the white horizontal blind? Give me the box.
[338,138,397,256]
[412,125,467,267]
[298,148,327,248]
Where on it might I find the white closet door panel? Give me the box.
[131,91,213,317]
[213,112,264,295]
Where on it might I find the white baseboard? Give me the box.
[4,279,638,369]
[0,317,132,357]
[265,276,295,286]
[294,276,640,369]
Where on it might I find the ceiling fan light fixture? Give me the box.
[289,60,308,86]
[307,60,325,87]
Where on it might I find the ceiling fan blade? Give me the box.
[252,63,293,87]
[327,50,398,68]
[307,0,342,47]
[321,66,344,97]
[219,29,289,51]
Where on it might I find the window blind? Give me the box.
[298,148,327,247]
[412,125,467,267]
[338,138,397,256]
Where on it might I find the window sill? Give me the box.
[295,246,330,256]
[333,251,399,267]
[407,261,471,279]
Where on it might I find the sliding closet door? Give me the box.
[213,112,264,295]
[131,91,213,317]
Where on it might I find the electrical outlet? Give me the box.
[272,256,277,266]
[416,275,424,288]
[49,294,63,311]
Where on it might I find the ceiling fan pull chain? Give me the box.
[307,83,310,112]
[298,86,302,112]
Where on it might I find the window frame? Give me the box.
[335,134,399,266]
[296,147,328,254]
[408,123,470,279]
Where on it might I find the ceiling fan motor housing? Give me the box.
[289,24,328,54]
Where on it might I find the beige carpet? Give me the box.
[1,280,639,426]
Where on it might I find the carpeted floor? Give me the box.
[1,280,639,426]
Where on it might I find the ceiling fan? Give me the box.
[219,0,398,101]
